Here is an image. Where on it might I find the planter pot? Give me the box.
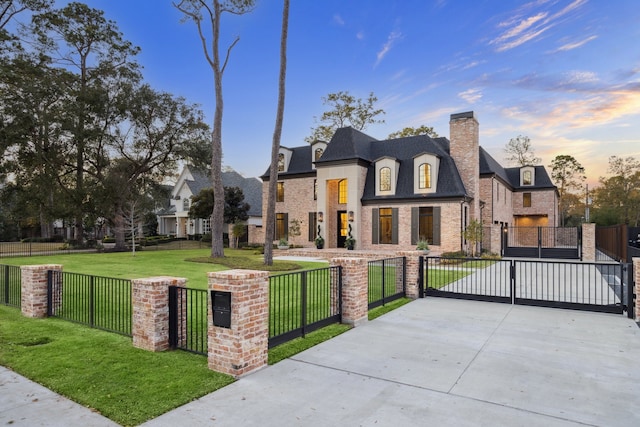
[278,245,289,250]
[422,250,430,256]
[316,244,324,249]
[346,245,354,251]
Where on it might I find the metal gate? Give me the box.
[503,226,581,259]
[168,286,208,355]
[420,256,634,317]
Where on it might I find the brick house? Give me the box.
[157,165,263,243]
[262,111,558,253]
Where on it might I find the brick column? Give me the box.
[20,264,62,318]
[208,269,269,378]
[332,257,368,326]
[581,223,596,262]
[397,251,421,299]
[634,258,639,320]
[132,276,187,352]
[490,224,502,255]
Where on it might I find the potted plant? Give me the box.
[277,238,289,249]
[344,236,356,250]
[416,239,430,254]
[314,235,324,249]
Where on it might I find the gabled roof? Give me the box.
[479,148,556,190]
[186,168,263,217]
[479,147,511,184]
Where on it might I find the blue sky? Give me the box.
[53,1,640,186]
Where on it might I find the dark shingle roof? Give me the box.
[504,166,556,190]
[479,147,511,184]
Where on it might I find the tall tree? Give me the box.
[388,125,439,139]
[549,155,585,226]
[504,135,541,166]
[175,0,255,258]
[264,0,289,265]
[31,2,141,242]
[592,156,640,226]
[305,91,385,143]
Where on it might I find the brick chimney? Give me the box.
[449,111,480,221]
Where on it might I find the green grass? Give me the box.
[369,297,412,320]
[268,323,352,364]
[0,305,234,426]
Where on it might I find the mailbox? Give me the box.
[211,291,231,328]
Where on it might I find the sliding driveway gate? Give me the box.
[503,226,581,259]
[421,257,634,317]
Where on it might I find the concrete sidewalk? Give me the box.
[2,299,640,426]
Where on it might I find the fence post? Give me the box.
[20,264,63,318]
[131,276,187,352]
[207,269,269,378]
[582,223,596,262]
[396,251,422,299]
[331,257,368,326]
[634,258,639,320]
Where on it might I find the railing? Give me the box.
[0,241,72,258]
[0,264,21,308]
[268,266,342,348]
[168,286,208,355]
[47,271,132,336]
[368,257,406,309]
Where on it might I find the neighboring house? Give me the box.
[262,111,558,253]
[157,165,263,243]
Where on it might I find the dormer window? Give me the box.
[520,166,535,186]
[379,167,391,191]
[183,198,190,211]
[315,148,324,161]
[418,163,431,189]
[277,153,285,172]
[523,170,532,185]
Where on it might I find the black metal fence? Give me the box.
[47,271,132,336]
[0,241,73,258]
[168,286,208,355]
[503,226,580,259]
[368,257,406,309]
[421,257,632,316]
[268,266,342,348]
[0,264,21,308]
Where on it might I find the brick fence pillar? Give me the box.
[582,223,596,262]
[20,264,62,318]
[132,276,187,352]
[634,258,639,320]
[332,257,368,326]
[208,269,269,378]
[396,251,422,299]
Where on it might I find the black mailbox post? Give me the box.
[211,291,231,328]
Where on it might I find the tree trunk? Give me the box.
[114,209,126,251]
[264,0,289,266]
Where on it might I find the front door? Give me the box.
[337,211,348,248]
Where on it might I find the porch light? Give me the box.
[348,211,354,222]
[318,212,323,222]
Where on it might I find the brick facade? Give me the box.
[207,269,269,378]
[132,276,187,352]
[20,264,63,318]
[513,189,558,226]
[450,112,480,222]
[333,257,368,326]
[582,223,596,262]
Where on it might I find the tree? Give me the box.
[189,186,250,224]
[305,91,385,143]
[175,0,255,258]
[549,155,585,226]
[462,219,483,257]
[0,0,52,42]
[504,135,540,166]
[31,2,141,242]
[592,156,640,226]
[388,125,438,139]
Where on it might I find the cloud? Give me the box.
[356,31,365,40]
[458,88,483,104]
[374,31,402,67]
[490,0,587,52]
[555,35,598,52]
[332,14,345,26]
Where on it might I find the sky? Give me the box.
[47,0,640,187]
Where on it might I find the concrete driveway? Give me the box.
[144,298,640,427]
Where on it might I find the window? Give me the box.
[418,163,431,189]
[315,148,324,161]
[203,219,211,234]
[379,167,391,191]
[338,179,347,204]
[275,213,288,240]
[183,198,190,211]
[411,206,441,245]
[523,170,532,185]
[372,208,398,245]
[523,192,532,207]
[308,212,318,241]
[277,182,284,202]
[277,153,285,172]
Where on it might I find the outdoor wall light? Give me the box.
[348,211,354,222]
[318,212,323,222]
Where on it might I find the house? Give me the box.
[157,165,263,243]
[262,111,558,253]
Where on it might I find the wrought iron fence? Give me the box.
[0,264,21,308]
[368,257,406,309]
[0,241,72,258]
[268,266,342,348]
[47,271,132,336]
[169,286,208,355]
